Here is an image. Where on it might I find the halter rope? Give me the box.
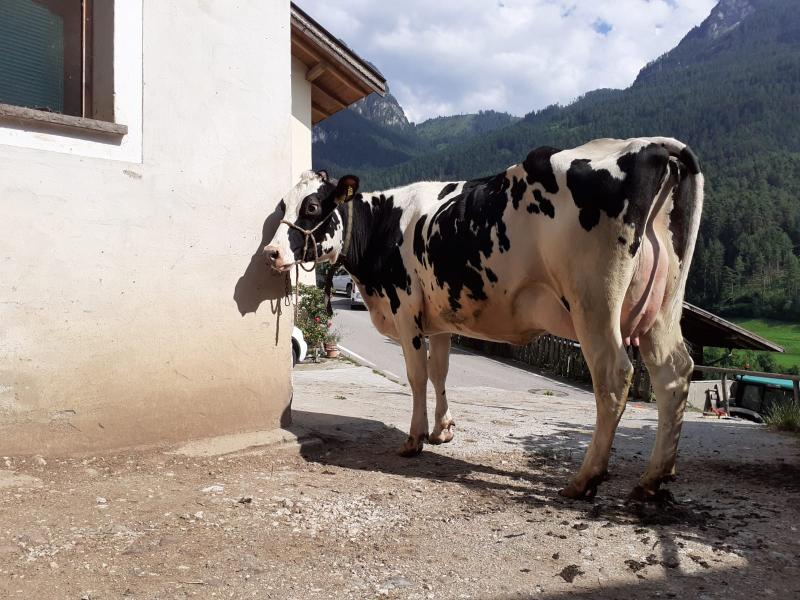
[280,198,355,317]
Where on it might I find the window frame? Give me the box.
[0,0,141,162]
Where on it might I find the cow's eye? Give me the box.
[306,200,321,216]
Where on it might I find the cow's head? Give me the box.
[263,170,359,272]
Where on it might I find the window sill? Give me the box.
[0,103,127,138]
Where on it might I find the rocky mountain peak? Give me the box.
[349,87,411,130]
[696,0,759,40]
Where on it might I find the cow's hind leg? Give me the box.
[631,316,693,501]
[561,309,633,500]
[428,333,455,444]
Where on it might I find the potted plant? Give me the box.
[324,327,341,358]
[296,284,328,362]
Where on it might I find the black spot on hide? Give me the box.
[522,147,560,194]
[532,190,555,219]
[420,173,512,312]
[510,176,527,210]
[438,183,458,200]
[342,194,412,315]
[565,143,670,253]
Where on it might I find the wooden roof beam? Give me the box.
[314,85,347,111]
[306,62,328,83]
[311,101,332,120]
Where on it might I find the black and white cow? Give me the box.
[264,137,703,500]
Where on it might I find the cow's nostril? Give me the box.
[269,249,279,259]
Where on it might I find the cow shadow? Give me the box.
[293,408,800,597]
[233,207,288,316]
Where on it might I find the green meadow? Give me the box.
[734,319,800,371]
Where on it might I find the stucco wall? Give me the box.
[0,1,294,454]
[291,56,313,182]
[289,56,317,286]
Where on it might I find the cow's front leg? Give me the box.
[398,331,429,457]
[428,333,455,444]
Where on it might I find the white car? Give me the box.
[291,326,307,366]
[350,284,365,309]
[331,267,365,309]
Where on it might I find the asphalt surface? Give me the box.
[329,296,592,400]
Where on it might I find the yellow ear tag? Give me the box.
[337,185,354,205]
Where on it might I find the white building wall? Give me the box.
[291,56,313,182]
[289,56,318,286]
[0,0,295,454]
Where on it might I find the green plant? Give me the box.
[296,284,329,351]
[325,328,341,344]
[763,400,800,433]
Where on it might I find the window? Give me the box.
[0,0,114,121]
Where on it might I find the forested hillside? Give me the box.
[315,0,800,322]
[313,90,519,173]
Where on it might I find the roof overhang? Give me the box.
[681,302,784,352]
[290,3,387,124]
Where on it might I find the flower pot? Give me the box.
[324,342,339,358]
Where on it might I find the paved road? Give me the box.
[329,296,592,399]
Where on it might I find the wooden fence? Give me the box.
[452,334,653,400]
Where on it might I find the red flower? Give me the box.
[314,316,321,323]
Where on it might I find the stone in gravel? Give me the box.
[624,559,646,573]
[689,554,711,569]
[33,455,47,466]
[96,497,108,504]
[573,522,589,531]
[383,576,414,589]
[558,565,584,583]
[202,484,224,493]
[238,496,253,504]
[552,552,560,560]
[645,554,659,565]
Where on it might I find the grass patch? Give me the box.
[763,400,800,433]
[733,319,800,370]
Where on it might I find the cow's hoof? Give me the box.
[559,471,607,500]
[559,483,597,501]
[627,485,675,505]
[428,421,455,445]
[398,435,426,457]
[428,429,454,445]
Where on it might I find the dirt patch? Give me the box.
[1,422,799,600]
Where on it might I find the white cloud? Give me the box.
[296,0,717,122]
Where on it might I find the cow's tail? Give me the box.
[659,138,704,331]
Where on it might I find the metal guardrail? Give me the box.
[694,364,800,413]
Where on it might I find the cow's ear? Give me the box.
[335,175,359,204]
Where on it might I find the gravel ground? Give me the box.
[1,359,799,600]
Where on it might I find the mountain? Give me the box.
[312,88,520,174]
[315,0,800,322]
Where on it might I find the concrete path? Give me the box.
[331,296,589,397]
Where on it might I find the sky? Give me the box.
[297,0,718,123]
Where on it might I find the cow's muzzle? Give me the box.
[263,244,292,272]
